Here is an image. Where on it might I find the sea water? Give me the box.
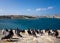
[0,18,60,30]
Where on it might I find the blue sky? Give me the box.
[0,0,60,16]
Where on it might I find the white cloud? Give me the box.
[47,6,53,10]
[36,8,47,11]
[27,9,31,11]
[36,6,53,11]
[0,8,7,12]
[36,8,41,11]
[0,8,3,12]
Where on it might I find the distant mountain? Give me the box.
[0,15,60,19]
[0,15,36,19]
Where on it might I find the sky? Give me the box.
[0,0,60,16]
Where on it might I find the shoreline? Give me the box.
[0,30,60,43]
[0,15,60,19]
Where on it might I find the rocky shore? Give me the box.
[0,30,60,43]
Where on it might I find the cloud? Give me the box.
[36,8,46,11]
[36,8,41,11]
[47,6,53,10]
[0,8,7,12]
[27,9,31,11]
[36,6,53,11]
[0,8,3,12]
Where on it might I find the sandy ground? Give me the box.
[0,30,60,43]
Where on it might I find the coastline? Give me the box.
[0,15,60,19]
[0,30,60,43]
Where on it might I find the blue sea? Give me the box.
[0,18,60,30]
